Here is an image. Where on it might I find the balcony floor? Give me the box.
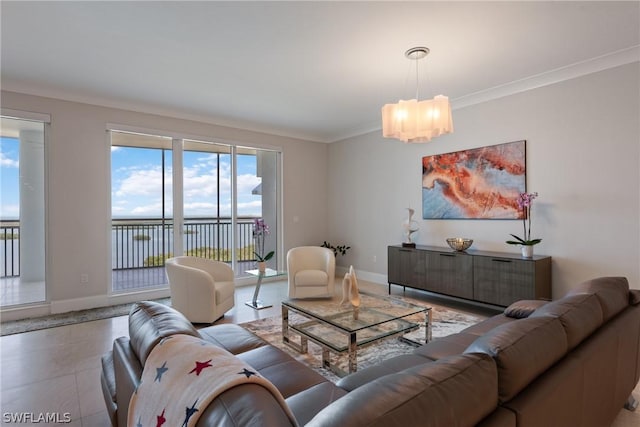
[1,261,260,307]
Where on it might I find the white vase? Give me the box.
[258,261,266,273]
[521,245,533,258]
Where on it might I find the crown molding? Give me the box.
[327,45,640,143]
[450,45,640,111]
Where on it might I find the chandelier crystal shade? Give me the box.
[381,47,453,143]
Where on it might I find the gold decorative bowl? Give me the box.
[446,238,473,251]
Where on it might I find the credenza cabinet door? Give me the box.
[424,251,473,299]
[473,257,536,306]
[388,246,427,290]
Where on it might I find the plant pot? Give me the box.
[521,245,534,258]
[258,261,266,273]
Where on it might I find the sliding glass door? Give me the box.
[110,130,281,292]
[0,116,46,307]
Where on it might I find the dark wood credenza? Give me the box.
[388,244,551,307]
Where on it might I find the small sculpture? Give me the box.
[402,208,419,247]
[340,265,360,308]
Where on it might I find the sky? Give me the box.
[0,137,264,219]
[111,146,263,218]
[0,137,20,219]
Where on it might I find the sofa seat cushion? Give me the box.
[307,353,498,427]
[567,277,629,321]
[128,301,200,365]
[199,324,268,355]
[286,382,348,426]
[295,270,329,287]
[238,345,328,398]
[337,354,431,391]
[197,383,297,427]
[530,293,604,350]
[465,316,568,403]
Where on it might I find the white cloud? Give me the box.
[115,167,172,197]
[131,202,165,215]
[0,152,19,168]
[0,204,19,217]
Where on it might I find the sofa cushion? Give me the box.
[460,314,515,336]
[337,354,431,391]
[128,301,200,365]
[504,299,549,319]
[295,270,329,287]
[199,324,268,355]
[238,345,328,398]
[286,382,348,426]
[307,353,498,427]
[530,293,604,350]
[465,316,568,403]
[566,277,629,321]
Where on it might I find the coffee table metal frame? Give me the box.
[281,292,432,377]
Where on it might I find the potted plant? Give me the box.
[506,192,542,257]
[253,218,274,272]
[321,241,351,257]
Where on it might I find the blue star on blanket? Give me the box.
[182,400,199,427]
[239,368,257,378]
[155,361,169,382]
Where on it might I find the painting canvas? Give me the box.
[422,140,526,219]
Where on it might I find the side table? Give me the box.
[245,268,287,310]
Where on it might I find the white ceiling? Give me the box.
[1,1,639,143]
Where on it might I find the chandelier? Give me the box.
[381,47,453,143]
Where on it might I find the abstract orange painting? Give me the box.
[422,140,526,219]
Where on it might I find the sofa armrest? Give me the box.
[113,337,142,427]
[630,290,640,305]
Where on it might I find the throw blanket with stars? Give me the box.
[127,333,298,427]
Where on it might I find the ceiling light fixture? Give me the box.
[381,47,453,143]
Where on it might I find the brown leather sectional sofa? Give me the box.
[101,276,640,426]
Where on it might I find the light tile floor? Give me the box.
[0,279,638,426]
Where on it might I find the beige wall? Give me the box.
[1,91,329,317]
[328,63,640,296]
[2,62,638,319]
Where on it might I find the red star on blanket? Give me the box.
[189,359,212,376]
[156,408,166,427]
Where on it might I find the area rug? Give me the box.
[240,303,485,382]
[0,297,172,336]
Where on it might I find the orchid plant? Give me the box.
[506,192,542,246]
[253,218,274,262]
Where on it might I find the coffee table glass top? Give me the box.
[282,291,428,333]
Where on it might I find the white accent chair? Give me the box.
[287,246,335,298]
[165,256,235,323]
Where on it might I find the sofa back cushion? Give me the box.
[530,293,604,350]
[465,316,568,403]
[306,353,498,427]
[128,301,200,365]
[566,277,629,321]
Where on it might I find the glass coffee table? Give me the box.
[281,292,432,376]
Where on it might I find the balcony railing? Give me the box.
[0,217,261,278]
[112,217,258,270]
[1,221,19,278]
